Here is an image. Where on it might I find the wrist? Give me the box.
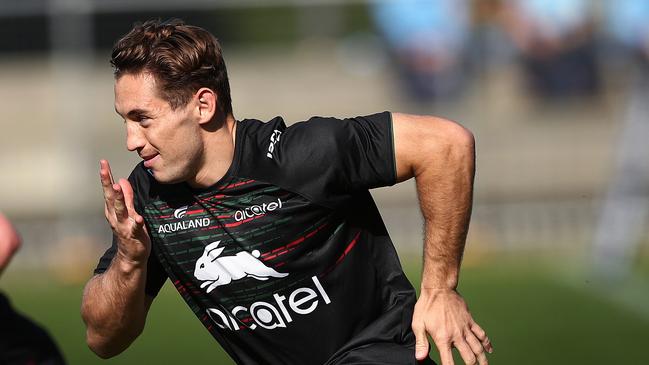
[113,251,147,274]
[420,286,457,292]
[419,287,458,298]
[417,287,461,302]
[420,277,458,291]
[420,254,459,290]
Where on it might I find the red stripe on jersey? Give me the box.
[335,231,361,265]
[223,214,265,228]
[222,179,255,190]
[260,222,328,261]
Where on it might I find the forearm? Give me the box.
[393,114,490,363]
[416,126,475,290]
[81,254,150,358]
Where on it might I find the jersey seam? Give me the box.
[388,111,397,185]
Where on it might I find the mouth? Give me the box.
[141,153,160,168]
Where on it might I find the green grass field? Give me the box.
[2,256,646,364]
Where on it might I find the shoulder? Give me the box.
[287,111,392,137]
[236,111,393,164]
[238,116,287,144]
[239,110,390,135]
[271,111,393,151]
[234,112,395,201]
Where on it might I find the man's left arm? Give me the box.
[391,113,493,365]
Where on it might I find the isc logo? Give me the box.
[266,130,282,159]
[174,206,188,219]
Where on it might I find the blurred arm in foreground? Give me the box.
[392,113,493,365]
[0,212,21,275]
[0,212,66,364]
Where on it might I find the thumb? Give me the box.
[132,213,150,241]
[413,324,430,360]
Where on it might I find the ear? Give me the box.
[208,247,225,261]
[195,88,217,125]
[205,240,225,260]
[205,240,221,251]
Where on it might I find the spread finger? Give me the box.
[465,333,487,365]
[113,183,129,221]
[454,340,476,365]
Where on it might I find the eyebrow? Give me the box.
[115,107,150,119]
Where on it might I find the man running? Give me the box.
[81,19,492,365]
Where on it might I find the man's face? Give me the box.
[114,72,204,184]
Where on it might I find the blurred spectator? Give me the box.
[500,0,600,99]
[0,213,66,365]
[371,0,471,103]
[592,0,649,280]
[470,0,512,73]
[603,0,649,68]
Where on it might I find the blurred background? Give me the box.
[1,0,647,364]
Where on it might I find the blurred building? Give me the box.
[592,0,649,280]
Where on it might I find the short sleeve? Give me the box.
[239,111,396,208]
[92,164,167,297]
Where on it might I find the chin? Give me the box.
[150,167,190,185]
[154,175,185,185]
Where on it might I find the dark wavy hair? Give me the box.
[111,19,232,114]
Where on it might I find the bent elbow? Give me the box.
[85,324,143,359]
[86,332,120,359]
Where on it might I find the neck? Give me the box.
[187,112,238,189]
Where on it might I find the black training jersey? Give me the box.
[95,112,422,365]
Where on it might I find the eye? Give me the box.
[200,263,205,269]
[136,116,151,124]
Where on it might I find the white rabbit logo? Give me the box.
[194,241,289,293]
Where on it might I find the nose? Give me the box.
[125,122,146,152]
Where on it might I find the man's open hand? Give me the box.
[100,160,150,264]
[412,288,492,365]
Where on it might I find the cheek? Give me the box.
[155,123,195,150]
[153,113,202,160]
[168,130,204,162]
